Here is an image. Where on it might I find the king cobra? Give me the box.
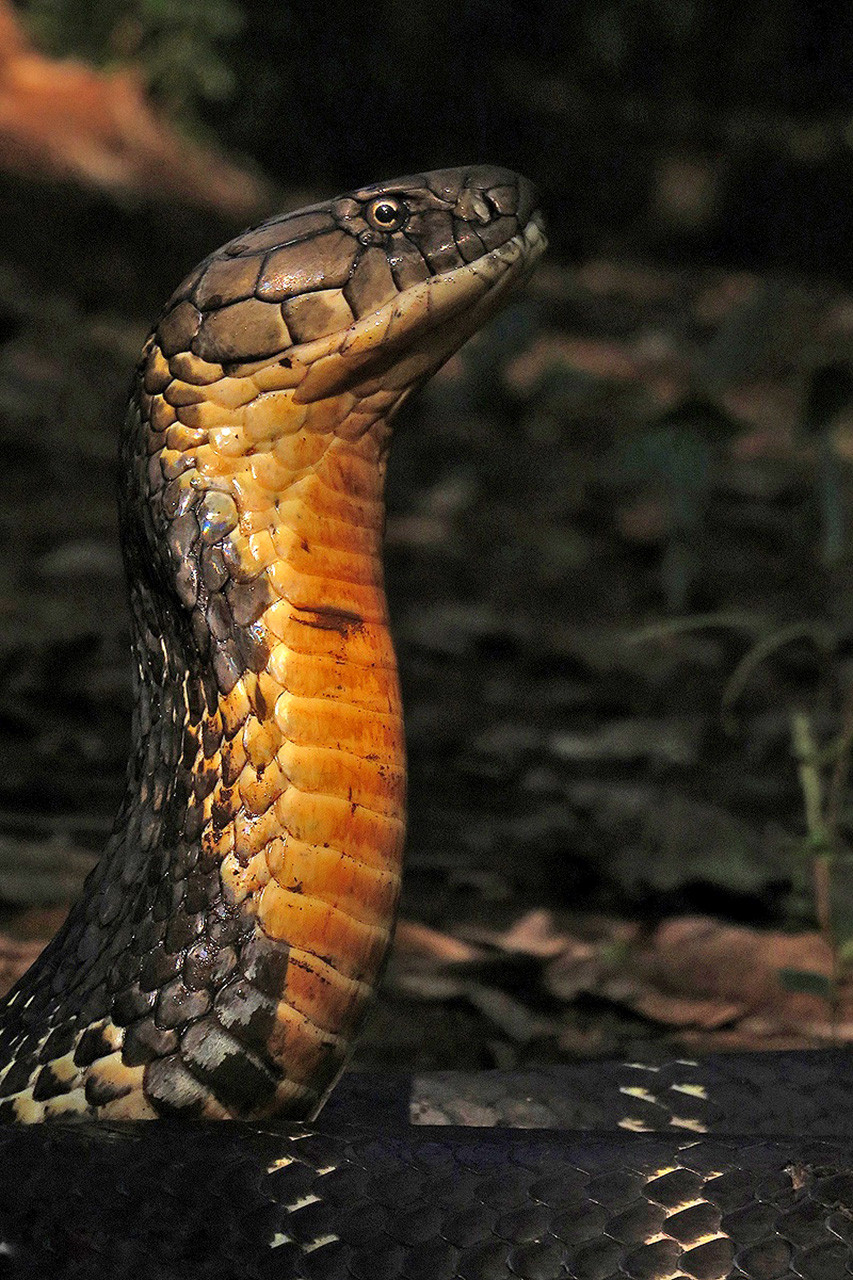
[0,169,852,1279]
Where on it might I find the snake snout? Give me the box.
[461,165,539,226]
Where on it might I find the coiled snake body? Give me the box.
[0,169,851,1279]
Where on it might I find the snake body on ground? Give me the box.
[0,168,851,1279]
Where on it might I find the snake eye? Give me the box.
[365,196,407,233]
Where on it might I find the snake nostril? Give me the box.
[456,188,493,226]
[483,192,503,221]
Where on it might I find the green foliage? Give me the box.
[721,624,834,729]
[17,0,243,121]
[629,619,853,1021]
[609,346,853,606]
[612,399,737,611]
[800,365,853,567]
[777,967,834,999]
[784,707,853,1019]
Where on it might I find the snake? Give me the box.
[0,167,852,1279]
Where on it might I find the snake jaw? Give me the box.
[290,215,547,406]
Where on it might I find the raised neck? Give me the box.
[0,165,545,1121]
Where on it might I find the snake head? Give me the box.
[128,168,546,624]
[148,166,546,413]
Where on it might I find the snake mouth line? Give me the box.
[285,216,548,404]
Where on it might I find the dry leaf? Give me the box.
[0,935,44,995]
[394,919,485,964]
[464,985,555,1045]
[629,916,845,1041]
[466,909,573,959]
[0,0,270,214]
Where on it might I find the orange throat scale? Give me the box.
[0,167,546,1121]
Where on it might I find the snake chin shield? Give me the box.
[1,169,852,1280]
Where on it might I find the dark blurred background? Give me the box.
[206,0,853,279]
[1,0,853,1066]
[12,0,853,280]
